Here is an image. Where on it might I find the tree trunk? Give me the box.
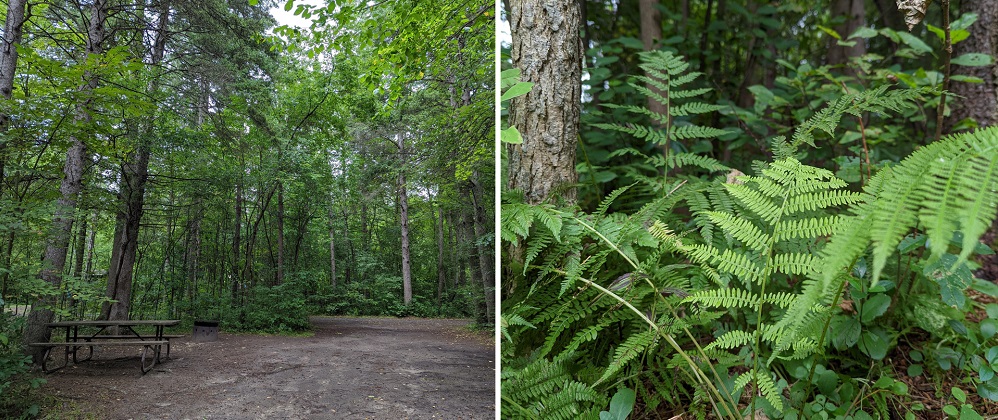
[398,137,412,305]
[329,203,337,288]
[232,164,243,301]
[24,0,106,362]
[436,202,446,308]
[0,0,27,197]
[507,0,581,204]
[468,178,493,323]
[827,0,866,69]
[947,0,998,129]
[276,180,284,285]
[102,1,170,322]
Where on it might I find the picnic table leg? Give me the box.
[40,346,68,373]
[140,344,161,374]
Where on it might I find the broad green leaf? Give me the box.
[248,0,258,5]
[952,387,967,403]
[960,406,983,420]
[979,378,998,401]
[501,81,534,102]
[501,126,522,144]
[952,53,994,67]
[986,303,998,319]
[862,294,891,323]
[982,319,997,339]
[848,27,879,39]
[832,316,861,350]
[284,0,294,12]
[860,328,889,360]
[924,254,973,307]
[599,388,635,420]
[907,364,923,376]
[896,31,932,54]
[952,12,979,31]
[974,279,998,297]
[980,366,995,382]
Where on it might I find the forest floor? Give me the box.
[34,316,495,419]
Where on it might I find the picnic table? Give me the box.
[30,319,182,374]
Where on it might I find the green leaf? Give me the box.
[980,365,995,382]
[924,254,973,307]
[896,31,932,54]
[817,25,842,40]
[599,388,636,420]
[979,378,998,401]
[832,317,861,350]
[907,364,923,377]
[860,328,890,360]
[952,387,967,403]
[848,27,879,39]
[501,127,522,144]
[248,0,258,5]
[943,405,959,416]
[981,319,997,339]
[952,53,994,67]
[974,279,998,297]
[926,24,945,42]
[284,0,294,11]
[951,75,985,83]
[960,405,984,420]
[986,303,998,319]
[862,294,892,323]
[952,12,979,31]
[501,81,534,102]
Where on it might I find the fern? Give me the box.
[819,126,998,285]
[590,51,730,194]
[670,156,862,411]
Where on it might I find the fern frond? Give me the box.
[684,288,760,309]
[668,153,731,173]
[773,216,843,241]
[770,252,819,276]
[704,211,770,252]
[704,329,755,351]
[595,329,659,385]
[671,124,731,141]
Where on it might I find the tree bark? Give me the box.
[507,0,581,204]
[947,0,998,129]
[276,180,285,285]
[102,0,170,322]
[468,176,493,323]
[398,136,412,305]
[24,0,106,362]
[328,203,337,288]
[436,202,446,308]
[827,0,866,69]
[0,0,28,202]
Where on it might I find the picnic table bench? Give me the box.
[29,320,182,374]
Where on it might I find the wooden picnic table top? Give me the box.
[46,320,181,327]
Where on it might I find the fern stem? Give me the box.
[566,272,740,420]
[638,275,739,414]
[500,394,538,419]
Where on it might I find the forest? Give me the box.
[501,0,998,419]
[0,0,493,414]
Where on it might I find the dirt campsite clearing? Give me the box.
[36,317,495,419]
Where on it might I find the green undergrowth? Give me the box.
[501,49,998,419]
